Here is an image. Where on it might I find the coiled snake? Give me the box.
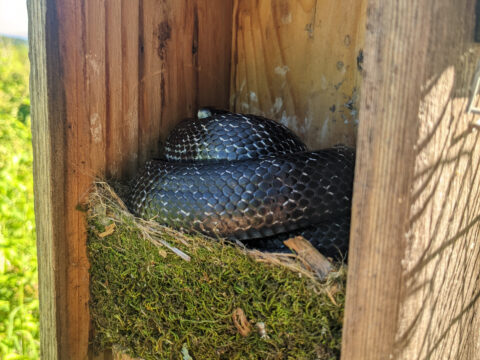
[127,108,355,259]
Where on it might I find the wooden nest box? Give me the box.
[28,0,480,359]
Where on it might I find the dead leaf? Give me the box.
[158,249,167,258]
[99,223,116,238]
[232,308,251,337]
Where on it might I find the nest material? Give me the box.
[87,181,346,360]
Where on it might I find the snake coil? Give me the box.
[127,109,355,259]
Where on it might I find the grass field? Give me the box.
[0,36,40,359]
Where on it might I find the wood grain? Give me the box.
[342,1,480,359]
[28,1,233,359]
[231,0,367,149]
[27,0,65,358]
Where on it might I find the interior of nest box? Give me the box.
[35,1,368,358]
[129,0,366,177]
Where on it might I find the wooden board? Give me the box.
[27,0,64,358]
[230,0,367,149]
[342,1,480,359]
[28,1,233,359]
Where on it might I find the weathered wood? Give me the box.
[27,0,64,358]
[28,1,233,359]
[231,0,367,149]
[284,236,332,279]
[342,1,480,359]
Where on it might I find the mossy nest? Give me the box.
[87,181,346,360]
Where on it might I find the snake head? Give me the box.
[197,107,230,119]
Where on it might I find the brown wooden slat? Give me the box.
[230,0,367,149]
[60,0,91,358]
[105,0,123,178]
[28,1,234,358]
[342,1,480,359]
[197,0,234,107]
[138,0,234,164]
[138,0,165,164]
[121,0,140,178]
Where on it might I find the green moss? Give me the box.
[87,183,346,360]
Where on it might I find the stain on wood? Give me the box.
[154,21,171,60]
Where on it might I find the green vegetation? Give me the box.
[0,36,40,359]
[88,183,346,360]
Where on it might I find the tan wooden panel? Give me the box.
[27,0,64,358]
[230,0,366,149]
[28,0,233,359]
[342,1,480,359]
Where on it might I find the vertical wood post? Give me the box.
[28,1,233,358]
[342,1,480,359]
[28,0,64,358]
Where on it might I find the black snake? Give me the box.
[127,108,355,259]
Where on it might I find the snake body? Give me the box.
[127,109,354,259]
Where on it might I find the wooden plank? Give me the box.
[28,1,234,359]
[56,0,94,358]
[230,0,367,149]
[27,0,64,358]
[105,0,123,178]
[342,1,480,359]
[138,0,233,163]
[121,0,140,178]
[197,0,233,107]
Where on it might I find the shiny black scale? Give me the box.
[164,112,307,161]
[127,108,355,259]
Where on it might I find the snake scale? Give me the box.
[127,108,355,259]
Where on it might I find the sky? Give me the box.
[0,0,28,39]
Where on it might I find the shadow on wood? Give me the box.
[342,1,480,359]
